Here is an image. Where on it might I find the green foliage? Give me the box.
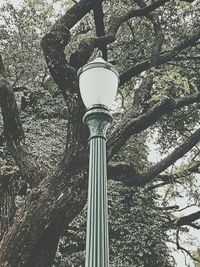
[54,183,174,267]
[113,133,149,173]
[154,104,200,154]
[194,249,200,267]
[0,0,57,88]
[0,1,67,169]
[109,183,174,267]
[152,70,191,102]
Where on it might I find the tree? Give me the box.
[0,0,200,266]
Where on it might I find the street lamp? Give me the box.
[78,51,119,267]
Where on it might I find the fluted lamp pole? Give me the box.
[78,51,119,267]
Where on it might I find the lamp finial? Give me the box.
[96,50,103,58]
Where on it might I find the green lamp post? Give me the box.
[78,51,119,267]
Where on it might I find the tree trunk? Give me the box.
[0,166,17,241]
[0,144,88,267]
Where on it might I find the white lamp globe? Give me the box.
[78,55,119,109]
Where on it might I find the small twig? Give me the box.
[191,147,200,161]
[176,229,199,262]
[188,223,200,230]
[178,204,196,212]
[155,205,179,211]
[12,70,25,88]
[40,71,48,88]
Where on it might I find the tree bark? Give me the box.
[0,144,88,267]
[0,166,18,241]
[0,59,47,188]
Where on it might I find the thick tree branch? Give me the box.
[175,211,200,227]
[41,0,94,152]
[0,164,18,241]
[0,56,46,187]
[188,223,200,230]
[70,0,168,70]
[69,35,114,70]
[107,98,174,158]
[108,0,169,36]
[134,0,164,66]
[120,27,200,85]
[0,80,24,142]
[108,128,200,186]
[148,161,200,190]
[93,0,107,59]
[41,0,94,99]
[108,161,136,181]
[131,128,200,186]
[107,92,200,159]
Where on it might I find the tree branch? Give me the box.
[107,92,200,159]
[108,128,200,187]
[176,229,199,262]
[41,0,94,99]
[69,0,168,70]
[108,161,136,182]
[134,0,164,66]
[120,27,200,85]
[175,211,200,227]
[93,0,107,59]
[188,223,200,230]
[148,161,200,190]
[41,0,93,147]
[132,128,200,186]
[108,0,169,36]
[69,35,114,70]
[0,55,46,187]
[131,73,154,114]
[0,55,24,142]
[155,205,180,211]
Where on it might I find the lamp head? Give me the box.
[78,51,119,109]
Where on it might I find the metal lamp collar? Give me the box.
[77,60,119,77]
[83,104,113,141]
[83,104,113,123]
